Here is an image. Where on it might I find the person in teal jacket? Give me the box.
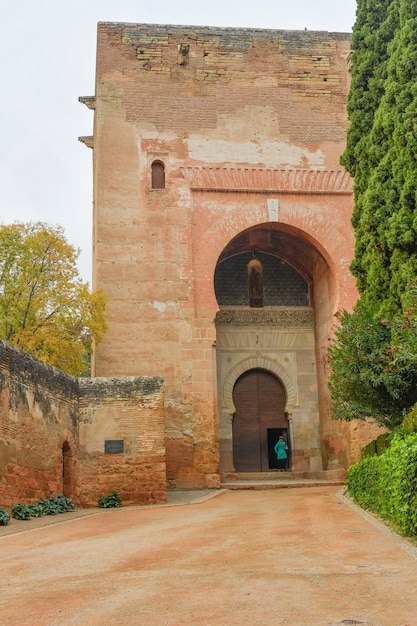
[274,436,288,471]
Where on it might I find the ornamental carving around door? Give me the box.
[232,369,288,472]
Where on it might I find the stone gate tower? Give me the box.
[80,22,381,489]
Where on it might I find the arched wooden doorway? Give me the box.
[232,369,289,472]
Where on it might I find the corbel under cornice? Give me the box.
[78,136,94,149]
[78,96,96,110]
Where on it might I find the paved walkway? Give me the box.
[0,489,221,538]
[0,486,416,625]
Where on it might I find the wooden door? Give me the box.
[232,369,287,472]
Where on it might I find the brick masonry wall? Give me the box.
[89,23,378,483]
[78,377,166,506]
[0,341,167,510]
[0,341,79,508]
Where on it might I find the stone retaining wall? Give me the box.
[0,341,166,509]
[78,377,166,506]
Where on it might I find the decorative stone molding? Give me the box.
[215,308,314,327]
[180,167,353,195]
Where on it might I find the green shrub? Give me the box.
[0,508,10,525]
[12,503,32,520]
[348,430,417,537]
[55,494,77,512]
[37,495,77,515]
[361,439,377,459]
[376,432,392,455]
[38,498,61,515]
[98,491,122,508]
[26,503,44,518]
[11,496,77,521]
[402,403,417,434]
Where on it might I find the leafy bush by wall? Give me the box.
[361,402,417,459]
[10,495,76,521]
[98,491,122,508]
[348,430,417,537]
[402,403,417,434]
[361,432,393,458]
[0,508,10,525]
[12,503,33,520]
[361,439,378,459]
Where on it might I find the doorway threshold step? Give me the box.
[221,470,345,489]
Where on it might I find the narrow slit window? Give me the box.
[178,44,190,65]
[151,160,165,189]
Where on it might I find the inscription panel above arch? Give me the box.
[215,308,314,328]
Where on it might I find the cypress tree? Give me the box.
[328,0,417,426]
[360,0,417,315]
[341,0,398,298]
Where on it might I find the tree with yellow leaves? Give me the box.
[0,222,107,376]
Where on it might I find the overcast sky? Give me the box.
[0,0,357,283]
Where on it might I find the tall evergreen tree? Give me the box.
[359,0,417,314]
[329,0,417,427]
[341,0,398,300]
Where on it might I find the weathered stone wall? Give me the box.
[0,341,79,508]
[0,341,166,509]
[78,377,166,506]
[87,23,381,485]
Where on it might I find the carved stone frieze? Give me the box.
[180,167,353,195]
[215,308,314,327]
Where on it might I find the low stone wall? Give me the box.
[78,377,166,506]
[0,341,79,508]
[0,341,166,509]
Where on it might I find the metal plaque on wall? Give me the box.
[104,439,124,454]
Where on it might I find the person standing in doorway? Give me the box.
[274,436,288,471]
